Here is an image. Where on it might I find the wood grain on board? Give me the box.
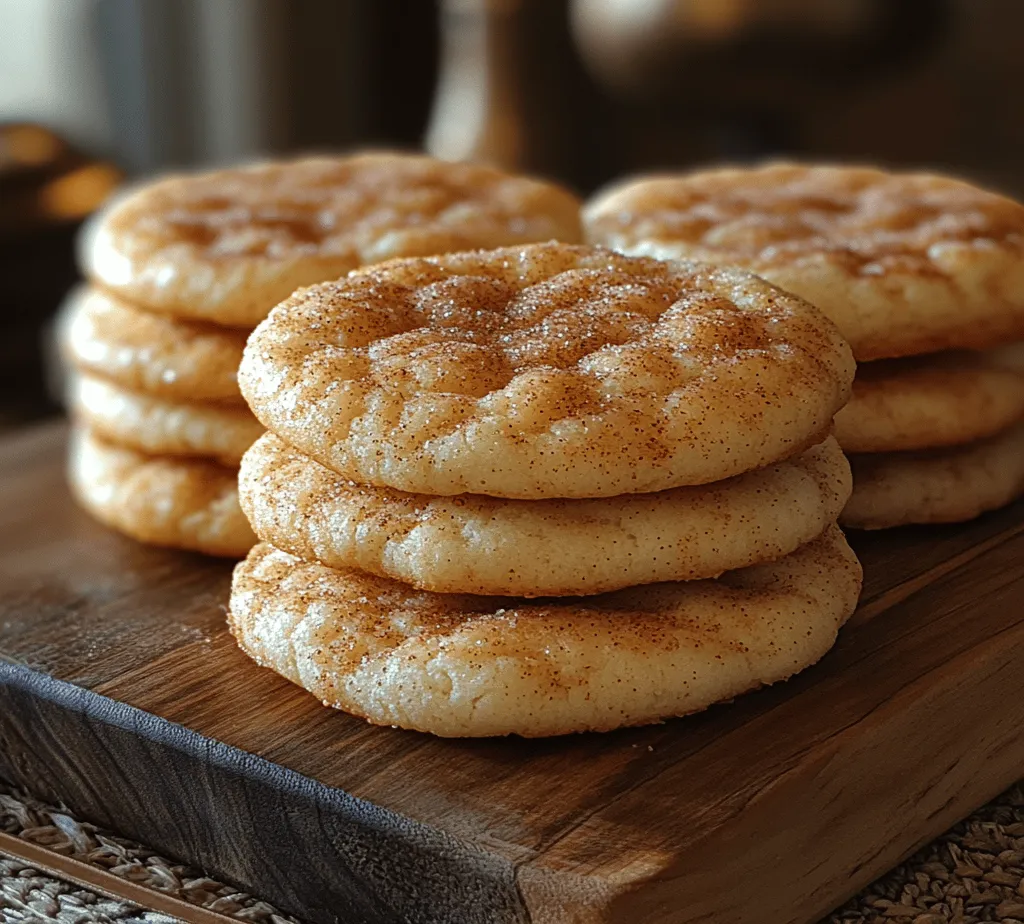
[1,420,1023,924]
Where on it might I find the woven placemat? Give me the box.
[0,780,297,924]
[2,778,1023,923]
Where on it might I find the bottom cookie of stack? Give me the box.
[69,428,255,557]
[841,421,1024,530]
[228,525,862,738]
[836,349,1024,529]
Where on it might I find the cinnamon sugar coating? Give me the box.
[239,433,850,596]
[228,525,861,737]
[82,153,582,327]
[69,428,254,557]
[585,164,1024,360]
[240,242,854,498]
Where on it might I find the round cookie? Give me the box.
[834,351,1024,453]
[584,164,1024,361]
[59,286,249,403]
[83,153,583,328]
[240,242,854,498]
[71,374,263,466]
[69,429,255,557]
[240,433,851,596]
[841,421,1024,529]
[229,525,861,737]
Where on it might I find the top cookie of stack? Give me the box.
[239,242,852,499]
[84,153,583,328]
[230,241,861,736]
[585,164,1024,528]
[63,153,583,556]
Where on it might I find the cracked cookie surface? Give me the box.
[228,525,861,737]
[585,164,1024,360]
[84,153,582,327]
[240,242,854,498]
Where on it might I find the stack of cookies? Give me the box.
[60,287,259,556]
[230,242,862,737]
[61,152,582,556]
[584,164,1024,529]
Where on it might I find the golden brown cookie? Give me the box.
[70,374,263,466]
[239,433,850,596]
[841,421,1024,529]
[584,164,1024,361]
[834,351,1024,453]
[240,242,854,498]
[82,153,583,327]
[69,428,254,557]
[59,286,249,403]
[228,525,862,737]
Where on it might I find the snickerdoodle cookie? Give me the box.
[59,286,249,403]
[69,429,254,557]
[239,433,850,596]
[834,350,1024,453]
[841,421,1024,529]
[240,242,854,498]
[83,153,582,327]
[228,524,861,737]
[584,164,1024,360]
[70,374,263,466]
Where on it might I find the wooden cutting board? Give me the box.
[2,420,1023,924]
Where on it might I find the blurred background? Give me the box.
[3,0,1024,423]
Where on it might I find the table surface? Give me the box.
[3,420,1024,924]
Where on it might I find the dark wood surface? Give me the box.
[1,420,1023,924]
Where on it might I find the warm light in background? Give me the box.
[0,124,63,167]
[39,163,121,219]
